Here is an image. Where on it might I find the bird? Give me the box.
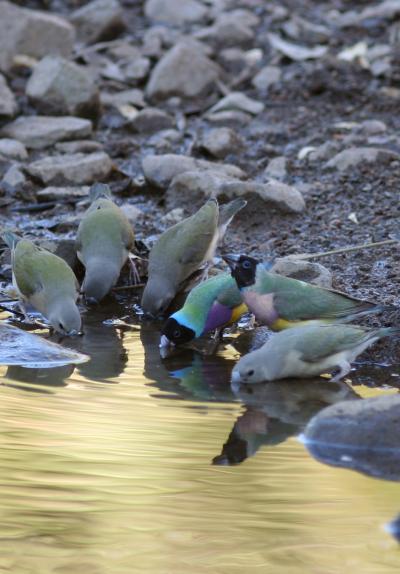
[3,232,81,335]
[160,272,248,348]
[141,198,246,316]
[231,321,400,384]
[223,254,380,330]
[76,183,135,303]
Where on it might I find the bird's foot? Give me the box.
[128,254,141,285]
[331,361,351,382]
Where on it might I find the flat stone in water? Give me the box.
[303,394,400,481]
[0,323,89,368]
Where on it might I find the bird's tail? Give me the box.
[375,326,400,340]
[90,182,112,202]
[2,230,21,249]
[218,198,247,226]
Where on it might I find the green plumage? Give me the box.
[76,187,135,301]
[251,265,377,324]
[174,273,242,335]
[11,239,78,300]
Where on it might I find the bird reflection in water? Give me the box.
[213,379,359,465]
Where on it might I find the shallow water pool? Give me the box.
[0,307,399,574]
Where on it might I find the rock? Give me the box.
[0,74,17,117]
[304,395,400,481]
[337,0,400,28]
[27,152,113,185]
[0,0,74,72]
[1,116,92,150]
[200,127,243,158]
[0,139,28,160]
[101,89,145,109]
[208,92,264,115]
[271,257,333,288]
[26,56,100,118]
[55,140,103,154]
[129,108,175,133]
[142,153,246,189]
[264,156,287,180]
[268,32,328,61]
[146,40,220,101]
[307,141,341,162]
[161,207,184,225]
[359,119,387,135]
[70,0,125,44]
[167,170,305,214]
[225,178,305,214]
[195,20,253,49]
[144,0,208,26]
[325,147,400,171]
[120,204,143,223]
[252,65,282,91]
[0,323,88,368]
[1,164,26,188]
[123,57,151,83]
[206,110,252,127]
[36,186,90,201]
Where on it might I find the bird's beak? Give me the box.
[159,335,174,349]
[222,253,241,270]
[230,370,242,385]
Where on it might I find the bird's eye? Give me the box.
[247,369,254,376]
[58,322,65,331]
[173,329,181,339]
[242,260,251,269]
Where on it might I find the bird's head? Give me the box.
[160,317,196,348]
[231,351,268,386]
[49,300,82,336]
[141,278,175,317]
[82,263,119,304]
[223,254,259,289]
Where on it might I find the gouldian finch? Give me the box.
[160,273,247,348]
[141,198,246,316]
[76,183,135,303]
[3,232,81,335]
[223,254,380,330]
[231,322,400,384]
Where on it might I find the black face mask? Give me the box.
[231,256,259,289]
[162,317,195,346]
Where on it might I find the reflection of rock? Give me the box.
[5,364,74,390]
[66,305,128,382]
[387,514,400,543]
[214,379,358,465]
[304,394,400,481]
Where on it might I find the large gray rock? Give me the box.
[0,323,89,368]
[129,108,174,134]
[0,0,74,72]
[142,153,246,189]
[26,56,100,118]
[1,116,92,150]
[146,40,220,100]
[27,151,113,184]
[325,147,400,171]
[194,11,256,48]
[145,0,208,25]
[271,257,333,288]
[304,395,400,481]
[71,0,124,44]
[167,170,305,214]
[0,74,17,117]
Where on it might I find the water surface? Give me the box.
[0,308,399,574]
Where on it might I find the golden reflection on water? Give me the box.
[0,312,399,574]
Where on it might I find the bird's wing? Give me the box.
[293,325,374,363]
[270,278,376,321]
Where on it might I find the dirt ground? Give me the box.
[1,0,399,374]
